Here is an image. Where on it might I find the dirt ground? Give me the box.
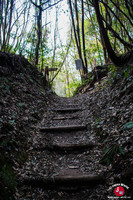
[16,78,133,199]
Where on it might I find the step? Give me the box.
[60,104,80,107]
[0,134,6,140]
[51,108,81,112]
[47,142,96,151]
[22,170,105,190]
[53,116,77,120]
[40,125,87,132]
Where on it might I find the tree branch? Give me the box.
[110,0,133,26]
[29,0,50,8]
[93,0,133,67]
[51,29,73,83]
[42,0,63,11]
[124,0,133,20]
[101,15,132,49]
[100,0,133,42]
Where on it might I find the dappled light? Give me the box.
[52,66,81,97]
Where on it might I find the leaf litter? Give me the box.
[0,52,133,199]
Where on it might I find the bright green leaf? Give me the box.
[4,77,8,83]
[18,102,24,107]
[10,120,15,125]
[122,122,133,129]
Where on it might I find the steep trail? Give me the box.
[0,52,132,199]
[17,94,108,199]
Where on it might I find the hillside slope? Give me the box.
[0,51,52,199]
[75,64,133,197]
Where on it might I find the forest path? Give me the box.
[17,94,108,199]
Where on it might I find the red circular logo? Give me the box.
[114,186,125,196]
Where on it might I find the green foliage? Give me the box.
[18,102,24,107]
[42,100,45,105]
[108,65,118,76]
[69,80,82,96]
[9,119,15,125]
[27,75,34,83]
[100,144,125,165]
[0,77,11,94]
[124,66,132,79]
[52,63,82,97]
[93,118,107,141]
[107,65,124,86]
[122,122,133,130]
[4,85,10,94]
[4,77,9,83]
[0,117,3,122]
[40,88,45,95]
[26,25,49,66]
[94,118,103,131]
[94,117,101,125]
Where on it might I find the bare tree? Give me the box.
[0,0,31,52]
[30,0,62,65]
[51,7,58,69]
[0,0,14,51]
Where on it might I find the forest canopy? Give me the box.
[0,0,133,96]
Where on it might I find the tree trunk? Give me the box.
[51,7,58,69]
[0,0,2,47]
[65,63,70,97]
[101,0,132,43]
[100,30,108,64]
[68,0,87,75]
[35,6,42,65]
[2,0,9,51]
[87,3,103,65]
[93,0,133,67]
[6,0,14,46]
[124,0,133,20]
[81,0,88,72]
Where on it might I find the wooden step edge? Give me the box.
[53,116,78,120]
[53,104,80,107]
[51,108,82,112]
[47,142,96,151]
[63,104,80,106]
[21,174,105,190]
[33,142,97,152]
[40,125,87,132]
[0,134,7,139]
